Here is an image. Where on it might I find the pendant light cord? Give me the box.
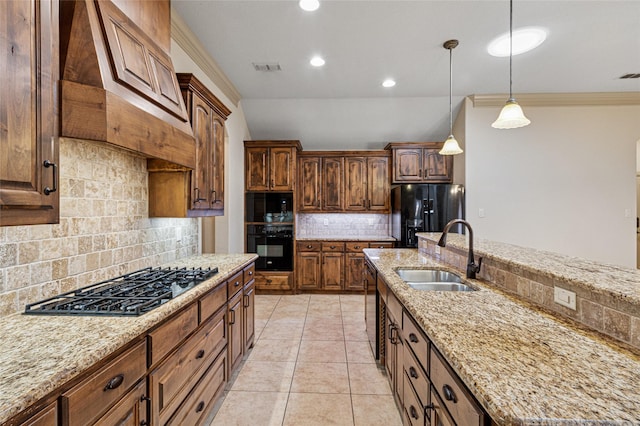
[449,45,453,134]
[509,0,513,100]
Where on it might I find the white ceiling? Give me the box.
[172,0,640,150]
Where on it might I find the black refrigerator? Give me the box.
[391,184,465,247]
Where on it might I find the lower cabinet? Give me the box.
[94,380,148,426]
[227,288,244,376]
[377,275,489,426]
[254,270,293,292]
[21,401,58,426]
[243,279,256,353]
[296,240,394,292]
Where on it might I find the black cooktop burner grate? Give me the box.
[24,266,218,316]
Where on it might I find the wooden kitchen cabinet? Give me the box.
[243,265,256,353]
[322,157,344,211]
[345,242,367,291]
[254,270,293,292]
[21,401,57,426]
[383,283,403,407]
[296,242,322,290]
[321,242,345,290]
[1,0,59,226]
[386,142,453,183]
[344,155,390,212]
[227,289,244,375]
[297,155,343,212]
[94,380,148,426]
[148,74,231,217]
[245,141,301,191]
[298,156,322,211]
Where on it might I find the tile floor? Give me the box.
[206,294,402,426]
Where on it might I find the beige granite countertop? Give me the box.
[364,248,640,425]
[0,253,257,424]
[295,235,396,242]
[419,232,640,308]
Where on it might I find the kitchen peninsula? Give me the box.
[365,232,640,424]
[0,254,257,425]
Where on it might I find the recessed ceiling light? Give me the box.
[310,56,325,67]
[488,27,547,57]
[382,79,396,88]
[299,0,319,12]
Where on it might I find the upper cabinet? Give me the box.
[1,0,60,226]
[245,141,301,192]
[385,142,453,183]
[298,151,390,213]
[148,74,231,217]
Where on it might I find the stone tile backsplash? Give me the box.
[296,213,390,238]
[0,138,199,317]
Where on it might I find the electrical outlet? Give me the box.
[323,219,329,226]
[553,286,576,310]
[368,219,374,225]
[434,245,441,255]
[176,227,182,242]
[478,208,486,218]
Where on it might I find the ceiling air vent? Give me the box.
[253,62,282,72]
[619,73,640,79]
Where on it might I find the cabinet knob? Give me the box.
[104,374,124,391]
[196,349,205,359]
[409,366,419,379]
[307,245,313,249]
[409,333,419,343]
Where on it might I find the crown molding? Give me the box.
[471,92,640,107]
[171,9,241,107]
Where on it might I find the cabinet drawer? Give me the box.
[255,272,292,290]
[227,270,244,298]
[61,340,147,425]
[149,303,198,366]
[430,348,484,426]
[297,241,321,252]
[402,311,429,362]
[403,342,429,406]
[199,283,227,323]
[168,349,227,426]
[94,379,147,426]
[150,308,227,425]
[321,242,345,252]
[370,241,395,249]
[22,401,57,426]
[402,372,427,426]
[345,242,367,252]
[243,263,255,285]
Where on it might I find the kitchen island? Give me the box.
[365,239,640,424]
[0,253,257,425]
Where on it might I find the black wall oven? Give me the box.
[245,192,294,271]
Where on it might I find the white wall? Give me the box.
[463,98,640,268]
[171,41,251,254]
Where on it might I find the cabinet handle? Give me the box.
[307,245,313,249]
[266,279,272,284]
[230,309,236,324]
[194,188,206,203]
[140,421,148,426]
[104,374,124,391]
[409,333,419,343]
[244,294,250,307]
[248,270,254,276]
[211,190,219,203]
[409,405,419,420]
[43,160,57,195]
[418,168,422,178]
[195,401,205,413]
[354,246,361,249]
[442,384,458,403]
[330,245,336,249]
[140,395,151,402]
[409,366,419,379]
[196,349,205,359]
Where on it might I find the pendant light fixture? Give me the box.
[439,39,463,156]
[492,0,531,129]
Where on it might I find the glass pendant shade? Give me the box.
[491,98,531,129]
[439,135,463,155]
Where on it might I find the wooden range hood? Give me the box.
[59,0,195,168]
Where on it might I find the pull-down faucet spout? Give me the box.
[437,219,482,279]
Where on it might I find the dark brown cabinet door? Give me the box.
[191,93,212,210]
[271,147,295,191]
[423,149,452,182]
[94,380,148,426]
[1,0,59,226]
[246,147,270,191]
[344,157,367,211]
[227,291,244,375]
[393,148,422,182]
[345,252,366,290]
[298,157,322,211]
[210,115,225,210]
[322,252,344,290]
[322,157,343,211]
[297,252,322,290]
[367,156,390,211]
[243,281,255,353]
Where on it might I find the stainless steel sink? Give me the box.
[395,268,476,292]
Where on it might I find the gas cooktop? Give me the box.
[24,266,218,317]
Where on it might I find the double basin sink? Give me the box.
[396,268,475,292]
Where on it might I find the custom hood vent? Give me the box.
[59,0,195,168]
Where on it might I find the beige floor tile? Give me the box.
[343,323,369,342]
[231,361,295,392]
[346,341,375,363]
[306,312,342,322]
[348,363,392,395]
[297,339,347,363]
[352,394,403,426]
[291,362,350,394]
[259,322,304,340]
[303,322,345,341]
[341,311,366,323]
[211,390,288,426]
[283,393,354,426]
[248,339,300,362]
